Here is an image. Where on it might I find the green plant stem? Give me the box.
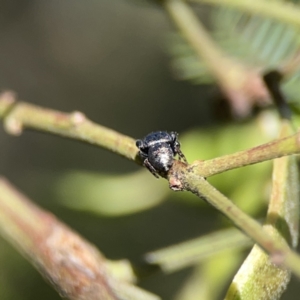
[191,0,300,28]
[164,0,229,84]
[225,121,298,299]
[0,177,159,300]
[143,228,251,273]
[168,169,300,278]
[0,92,138,162]
[192,131,300,177]
[1,94,300,177]
[3,95,300,277]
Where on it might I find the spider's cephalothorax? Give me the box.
[136,131,187,178]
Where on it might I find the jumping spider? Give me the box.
[136,131,187,178]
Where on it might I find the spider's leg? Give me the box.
[173,140,187,163]
[144,158,159,178]
[177,149,187,163]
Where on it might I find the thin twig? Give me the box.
[142,228,251,273]
[191,130,300,177]
[0,92,138,162]
[1,93,300,178]
[168,169,300,278]
[225,121,299,299]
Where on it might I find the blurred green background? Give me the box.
[0,0,300,299]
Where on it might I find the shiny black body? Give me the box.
[136,131,187,178]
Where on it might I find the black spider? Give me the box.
[136,131,187,178]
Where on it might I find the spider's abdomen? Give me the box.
[148,143,174,172]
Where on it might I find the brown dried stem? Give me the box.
[0,177,159,300]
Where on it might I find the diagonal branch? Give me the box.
[191,131,300,177]
[0,177,159,300]
[168,167,300,278]
[142,228,251,274]
[0,91,138,163]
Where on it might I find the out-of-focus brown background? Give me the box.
[0,1,299,299]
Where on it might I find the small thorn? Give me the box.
[70,111,86,125]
